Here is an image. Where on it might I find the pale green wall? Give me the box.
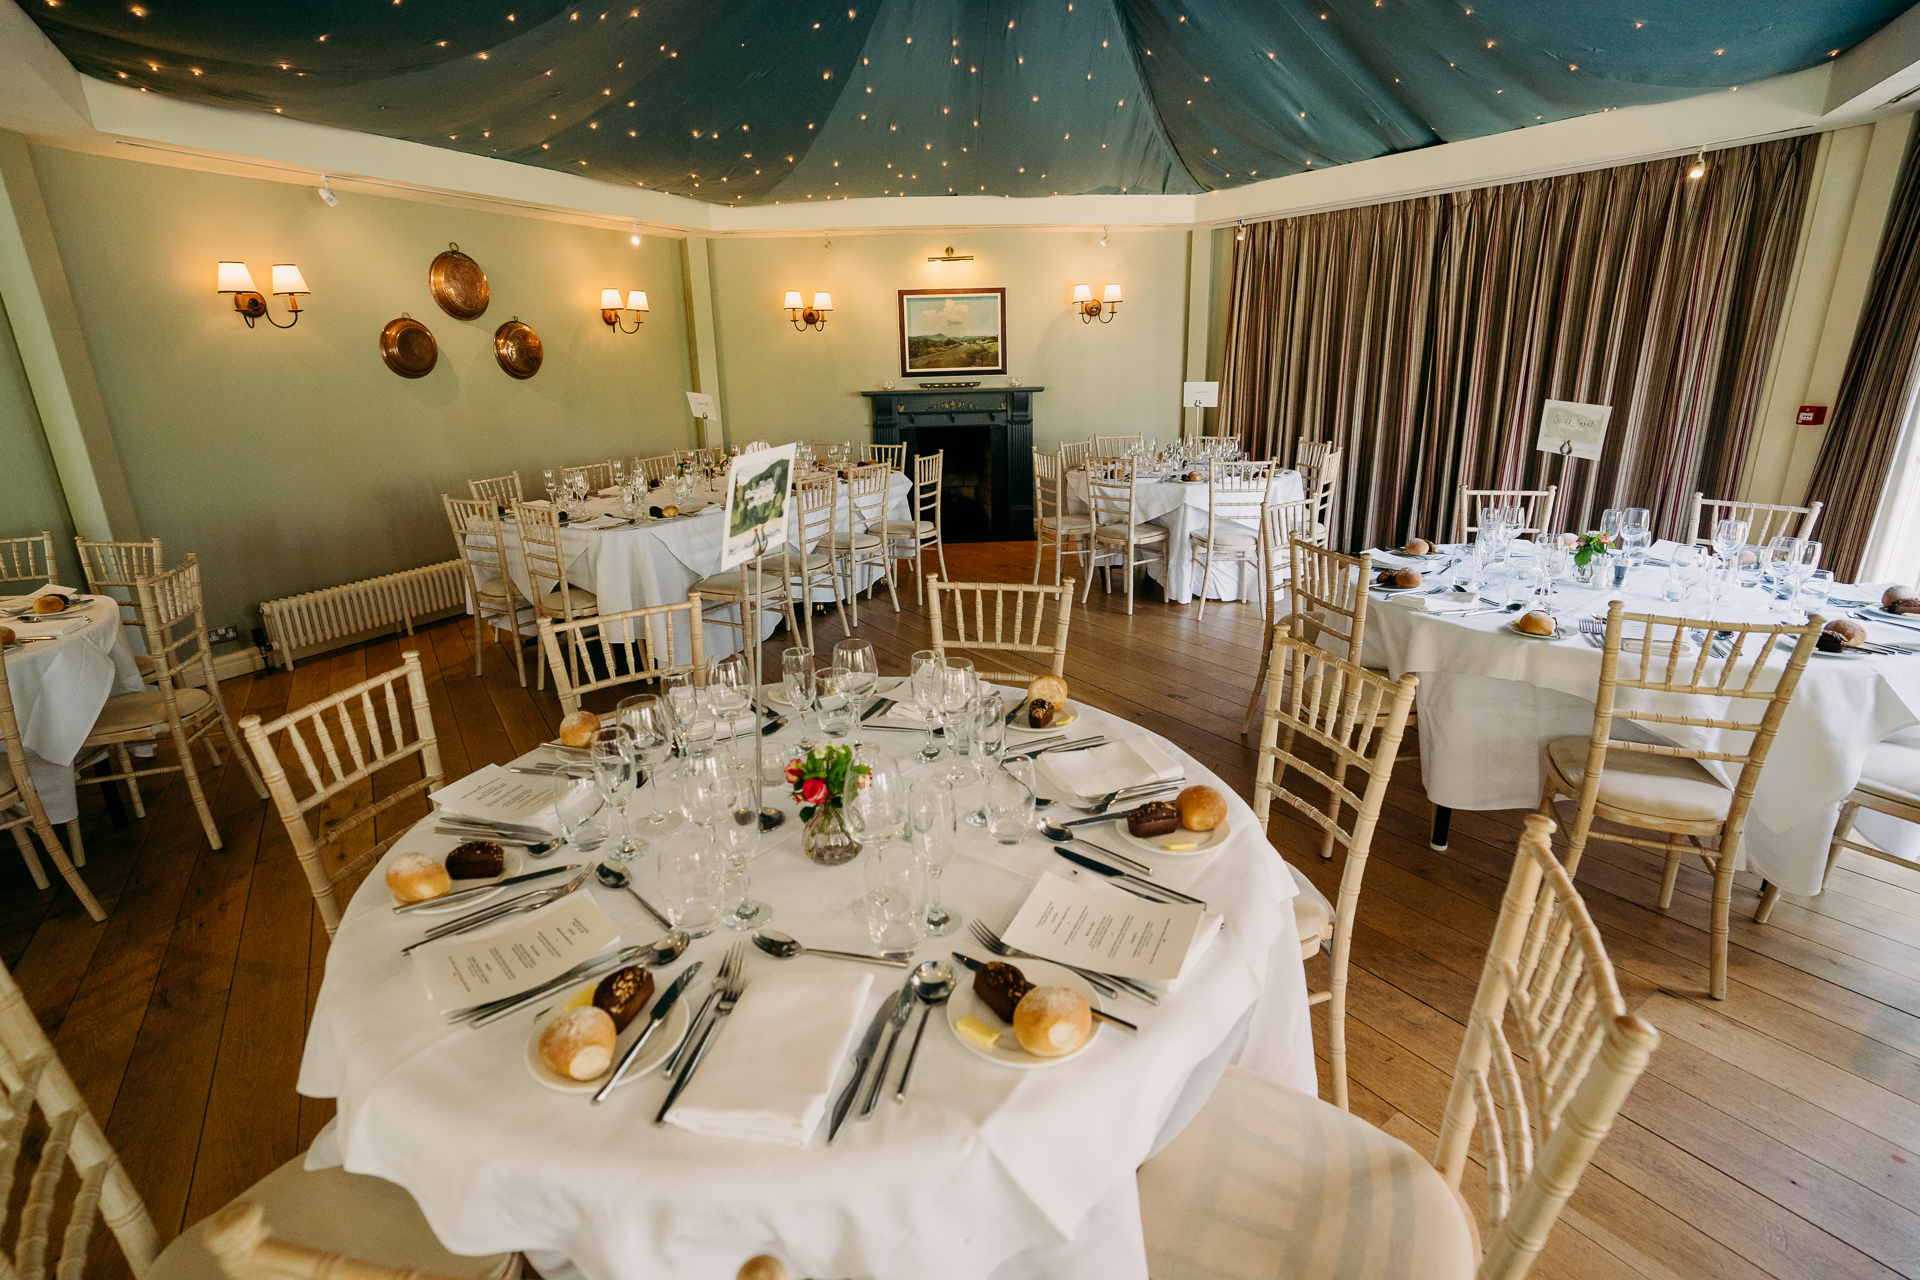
[0,295,77,585]
[26,147,696,637]
[706,228,1192,450]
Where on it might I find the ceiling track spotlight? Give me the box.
[1099,225,1109,248]
[629,221,642,246]
[1236,219,1247,241]
[316,175,338,206]
[1688,148,1707,179]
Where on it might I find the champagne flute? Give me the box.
[937,658,976,784]
[716,774,769,930]
[964,691,1006,826]
[909,649,945,763]
[542,468,558,504]
[909,777,958,936]
[589,727,637,859]
[617,694,681,834]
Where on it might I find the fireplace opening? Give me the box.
[919,426,993,543]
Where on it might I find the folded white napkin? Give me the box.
[665,970,873,1147]
[1367,548,1435,570]
[1038,734,1183,801]
[1394,591,1478,613]
[26,585,77,601]
[10,617,87,637]
[1616,621,1695,656]
[1164,913,1224,993]
[521,499,553,508]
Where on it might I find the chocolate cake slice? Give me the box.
[973,962,1033,1023]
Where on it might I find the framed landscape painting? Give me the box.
[899,288,1007,378]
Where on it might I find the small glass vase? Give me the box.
[803,802,862,866]
[1574,559,1597,586]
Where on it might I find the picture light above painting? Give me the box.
[899,288,1006,379]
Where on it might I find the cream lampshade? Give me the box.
[812,292,832,312]
[1072,284,1093,304]
[628,291,649,311]
[601,289,624,309]
[1103,284,1123,303]
[216,262,257,293]
[271,265,309,296]
[783,291,804,310]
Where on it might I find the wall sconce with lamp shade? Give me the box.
[1073,283,1122,325]
[217,261,308,328]
[786,290,831,331]
[601,289,649,333]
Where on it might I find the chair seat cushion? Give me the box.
[1094,523,1169,544]
[694,570,791,598]
[474,576,510,600]
[1280,858,1332,961]
[1546,736,1730,823]
[877,520,936,537]
[542,585,597,610]
[1190,530,1258,549]
[88,687,213,737]
[1038,515,1095,534]
[845,532,885,551]
[147,1155,515,1280]
[1139,1066,1476,1280]
[1858,728,1920,807]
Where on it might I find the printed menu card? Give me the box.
[415,896,619,1009]
[1002,872,1206,982]
[429,764,559,832]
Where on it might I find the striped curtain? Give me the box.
[1218,136,1818,553]
[1806,127,1920,581]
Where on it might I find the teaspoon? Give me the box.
[894,961,954,1102]
[751,929,911,969]
[594,862,675,931]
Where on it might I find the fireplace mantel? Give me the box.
[860,386,1041,541]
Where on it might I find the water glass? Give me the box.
[818,691,855,740]
[967,692,1007,825]
[909,777,959,936]
[616,694,680,833]
[831,639,879,716]
[659,828,725,938]
[985,762,1036,845]
[1800,569,1835,618]
[1712,518,1749,564]
[708,653,752,729]
[863,841,929,958]
[850,748,910,840]
[714,775,769,930]
[589,728,637,858]
[938,658,976,781]
[550,764,606,852]
[909,649,945,762]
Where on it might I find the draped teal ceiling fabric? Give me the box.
[28,0,1911,206]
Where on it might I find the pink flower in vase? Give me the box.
[785,759,804,785]
[800,777,828,805]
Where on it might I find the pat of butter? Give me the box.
[564,986,595,1011]
[956,1015,1001,1049]
[1163,841,1199,852]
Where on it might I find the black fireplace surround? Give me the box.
[860,387,1040,543]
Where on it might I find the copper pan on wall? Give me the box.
[379,315,438,378]
[494,318,543,379]
[429,243,489,320]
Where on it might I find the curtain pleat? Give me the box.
[1218,136,1818,553]
[1806,128,1920,580]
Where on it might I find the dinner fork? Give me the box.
[968,921,1159,1006]
[655,942,748,1124]
[400,867,590,955]
[663,946,735,1076]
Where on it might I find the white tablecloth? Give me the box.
[1,597,146,823]
[297,696,1311,1280]
[1066,472,1305,603]
[1356,559,1920,896]
[486,473,912,659]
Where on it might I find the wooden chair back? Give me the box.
[636,453,679,484]
[926,578,1074,686]
[845,464,891,532]
[861,442,906,471]
[1458,486,1558,540]
[1684,492,1823,548]
[1257,499,1318,613]
[75,535,164,653]
[201,1199,783,1280]
[0,532,58,590]
[1033,448,1067,526]
[1086,458,1141,529]
[1091,434,1142,459]
[1571,599,1820,850]
[0,957,160,1278]
[1304,449,1341,546]
[1251,625,1416,1109]
[1434,814,1660,1280]
[0,650,104,920]
[468,472,521,509]
[562,461,614,493]
[510,503,587,620]
[1288,539,1372,664]
[538,599,707,717]
[1059,439,1092,472]
[443,497,514,597]
[1295,435,1337,479]
[239,652,441,935]
[794,475,838,552]
[910,451,943,528]
[134,554,222,699]
[1206,460,1275,531]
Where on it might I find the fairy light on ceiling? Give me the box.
[23,0,1906,206]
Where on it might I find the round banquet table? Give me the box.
[482,472,913,659]
[1,595,146,824]
[1065,469,1304,603]
[297,693,1312,1280]
[1356,552,1920,897]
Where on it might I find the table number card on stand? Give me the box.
[415,897,621,1008]
[1002,871,1206,982]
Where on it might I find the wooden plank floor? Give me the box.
[10,540,1918,1279]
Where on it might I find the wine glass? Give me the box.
[542,469,558,504]
[610,459,626,489]
[715,774,769,931]
[909,777,959,936]
[1792,540,1823,611]
[550,764,606,852]
[589,727,636,859]
[782,646,818,749]
[1712,518,1749,566]
[937,658,976,783]
[964,690,1006,825]
[909,649,945,763]
[1762,537,1797,612]
[831,639,879,718]
[617,694,681,834]
[707,653,752,731]
[680,749,722,831]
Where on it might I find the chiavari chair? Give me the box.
[926,577,1074,686]
[1091,434,1142,459]
[833,463,899,625]
[0,656,103,920]
[1190,459,1275,621]
[1541,598,1820,999]
[1294,436,1341,546]
[509,503,598,691]
[1683,492,1822,549]
[561,461,615,493]
[1141,814,1659,1280]
[1059,439,1093,472]
[1031,448,1093,588]
[443,496,530,686]
[1083,458,1168,616]
[1237,500,1318,725]
[539,599,707,718]
[467,472,522,510]
[1243,539,1371,737]
[637,453,680,484]
[1755,725,1920,923]
[74,535,165,681]
[790,477,850,643]
[879,450,948,604]
[859,442,906,471]
[0,532,58,591]
[1457,485,1559,540]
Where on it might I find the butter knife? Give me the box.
[592,961,702,1103]
[860,981,917,1119]
[830,997,898,1142]
[393,863,580,913]
[859,696,896,722]
[1054,848,1208,908]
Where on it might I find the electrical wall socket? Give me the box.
[208,625,240,644]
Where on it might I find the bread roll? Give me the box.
[538,1007,617,1080]
[31,596,65,615]
[1393,567,1422,588]
[385,852,451,903]
[1884,584,1920,614]
[1028,674,1068,709]
[1405,537,1432,556]
[1517,610,1555,637]
[1820,619,1868,651]
[558,710,601,748]
[1013,986,1092,1057]
[1176,785,1227,832]
[0,626,13,648]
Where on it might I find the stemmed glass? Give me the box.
[831,639,879,721]
[542,469,558,504]
[550,764,606,852]
[617,694,680,834]
[909,777,959,936]
[1763,537,1798,612]
[909,649,945,763]
[938,659,976,783]
[1792,540,1823,613]
[589,727,637,859]
[1712,517,1749,567]
[782,646,818,749]
[715,773,770,930]
[964,691,1006,825]
[708,653,752,732]
[851,747,910,841]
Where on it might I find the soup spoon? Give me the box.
[751,930,911,968]
[594,862,675,931]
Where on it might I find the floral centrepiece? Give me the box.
[787,745,868,866]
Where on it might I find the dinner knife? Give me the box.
[947,955,1138,1033]
[859,697,896,722]
[829,997,898,1143]
[761,715,788,736]
[860,981,917,1120]
[592,961,703,1103]
[1054,848,1208,908]
[393,863,580,913]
